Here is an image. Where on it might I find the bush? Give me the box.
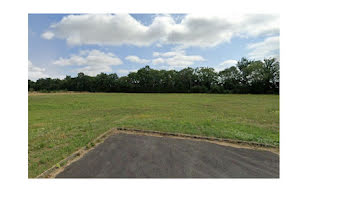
[209,85,224,93]
[190,86,208,93]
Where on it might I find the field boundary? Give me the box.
[35,127,279,178]
[116,127,278,148]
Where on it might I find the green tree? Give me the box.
[195,67,218,92]
[28,57,279,94]
[219,66,241,93]
[262,58,280,93]
[176,67,196,92]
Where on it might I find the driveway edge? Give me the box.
[35,127,279,178]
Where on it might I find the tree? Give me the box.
[108,73,119,92]
[159,69,177,92]
[195,67,218,91]
[262,58,280,93]
[28,80,35,91]
[117,76,132,92]
[219,66,241,93]
[246,60,265,93]
[28,57,279,94]
[236,57,253,93]
[61,75,73,91]
[176,67,196,92]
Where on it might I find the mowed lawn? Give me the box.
[28,93,279,177]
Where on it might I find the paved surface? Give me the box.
[56,133,279,178]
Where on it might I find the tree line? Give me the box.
[28,57,279,94]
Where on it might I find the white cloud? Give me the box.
[41,31,54,40]
[28,60,49,80]
[167,14,279,48]
[214,59,238,72]
[116,69,137,76]
[125,55,150,64]
[153,52,160,57]
[152,58,165,65]
[53,49,123,76]
[43,14,172,46]
[160,51,179,57]
[42,14,279,48]
[219,59,238,66]
[151,50,205,68]
[247,36,280,60]
[116,69,130,74]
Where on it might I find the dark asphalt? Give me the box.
[56,133,279,178]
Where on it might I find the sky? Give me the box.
[28,13,279,81]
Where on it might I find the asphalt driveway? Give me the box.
[56,133,279,178]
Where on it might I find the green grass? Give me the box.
[28,93,279,177]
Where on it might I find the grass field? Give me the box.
[28,93,279,177]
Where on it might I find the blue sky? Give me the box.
[28,13,279,80]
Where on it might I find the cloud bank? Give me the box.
[125,55,150,64]
[53,49,123,76]
[42,14,279,48]
[28,60,49,80]
[151,50,205,68]
[247,36,280,60]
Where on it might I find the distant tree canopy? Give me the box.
[28,57,279,94]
